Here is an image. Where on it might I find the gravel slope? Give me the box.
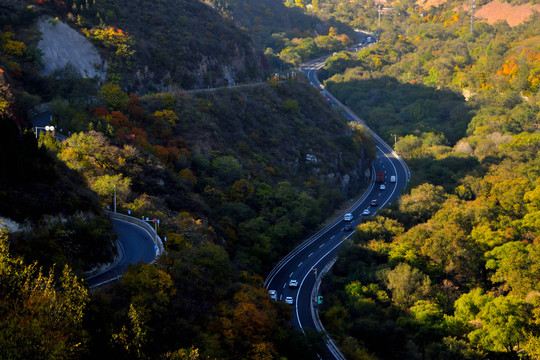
[37,17,106,79]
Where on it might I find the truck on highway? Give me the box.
[376,172,385,183]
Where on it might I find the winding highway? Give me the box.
[265,38,410,359]
[81,32,407,359]
[85,217,157,288]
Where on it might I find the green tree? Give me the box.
[98,82,129,111]
[91,174,132,209]
[0,231,89,360]
[211,155,243,186]
[228,179,255,202]
[471,296,529,353]
[120,264,176,318]
[399,300,446,359]
[454,289,529,354]
[485,241,540,296]
[352,216,404,243]
[113,304,148,359]
[387,262,431,308]
[162,347,199,360]
[395,135,423,158]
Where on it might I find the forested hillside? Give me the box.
[316,0,540,358]
[1,0,539,359]
[1,0,262,92]
[0,0,372,357]
[0,79,371,358]
[205,0,361,71]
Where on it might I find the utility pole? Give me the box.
[378,5,382,37]
[470,0,475,34]
[108,182,116,213]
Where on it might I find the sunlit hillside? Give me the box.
[0,0,539,359]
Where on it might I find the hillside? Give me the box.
[2,0,539,359]
[1,0,263,92]
[315,0,540,358]
[0,0,376,356]
[205,0,356,45]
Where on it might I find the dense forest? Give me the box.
[316,0,540,359]
[0,0,539,359]
[0,0,371,358]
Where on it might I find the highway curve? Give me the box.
[265,38,410,360]
[85,217,157,288]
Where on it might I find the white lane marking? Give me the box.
[331,235,335,239]
[375,146,399,208]
[290,272,294,278]
[296,233,354,331]
[319,243,325,248]
[308,252,313,257]
[264,163,376,289]
[298,262,303,267]
[283,283,287,289]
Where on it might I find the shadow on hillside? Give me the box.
[326,75,476,189]
[327,75,473,145]
[212,0,356,46]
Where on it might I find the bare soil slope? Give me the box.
[475,0,540,26]
[416,0,540,27]
[36,17,106,79]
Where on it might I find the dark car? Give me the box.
[344,224,353,231]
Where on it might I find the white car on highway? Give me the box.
[268,290,277,300]
[289,279,298,288]
[285,296,294,305]
[344,213,353,221]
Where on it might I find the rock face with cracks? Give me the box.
[37,17,106,80]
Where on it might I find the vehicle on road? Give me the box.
[344,213,353,221]
[370,199,378,206]
[285,296,294,305]
[268,290,277,300]
[376,172,385,182]
[362,209,371,216]
[380,184,386,190]
[390,175,396,183]
[344,224,353,231]
[289,279,298,288]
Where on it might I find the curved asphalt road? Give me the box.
[266,37,409,359]
[31,112,157,288]
[85,218,156,288]
[31,112,158,289]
